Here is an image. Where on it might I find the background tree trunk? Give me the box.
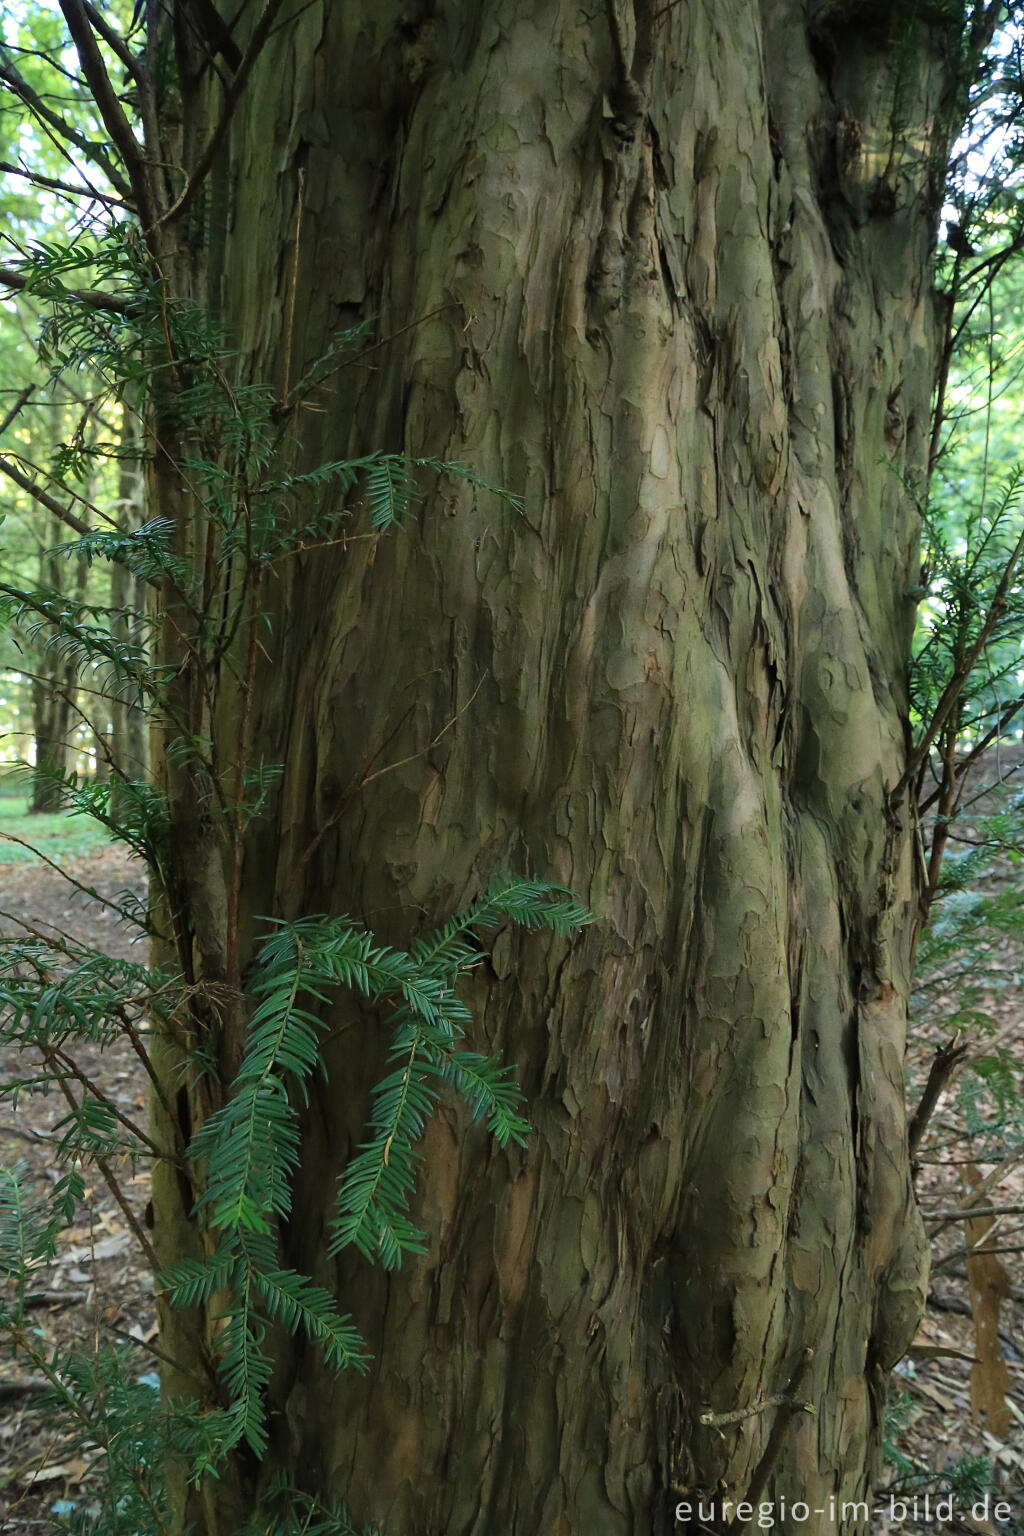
[107,402,149,816]
[29,510,85,811]
[150,3,983,1531]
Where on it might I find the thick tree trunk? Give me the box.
[149,3,978,1531]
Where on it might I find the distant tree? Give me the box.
[28,505,87,810]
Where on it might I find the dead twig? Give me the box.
[909,1039,970,1164]
[737,1349,816,1521]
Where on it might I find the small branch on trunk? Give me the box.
[908,1038,969,1165]
[699,1390,815,1428]
[736,1349,815,1521]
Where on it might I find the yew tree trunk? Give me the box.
[150,2,981,1531]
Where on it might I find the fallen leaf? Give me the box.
[60,1232,131,1264]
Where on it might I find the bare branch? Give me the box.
[80,1,143,82]
[0,159,131,209]
[185,0,243,70]
[0,386,35,441]
[58,0,157,228]
[924,1204,1024,1222]
[47,1063,160,1270]
[917,693,1024,817]
[929,1150,1024,1240]
[933,1240,1024,1271]
[908,1039,970,1165]
[47,1042,163,1161]
[0,264,132,316]
[0,454,94,538]
[0,49,133,201]
[156,0,289,230]
[740,1350,816,1520]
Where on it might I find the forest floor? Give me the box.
[0,845,154,1535]
[0,819,1021,1533]
[894,754,1024,1535]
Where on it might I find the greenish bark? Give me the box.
[143,3,988,1532]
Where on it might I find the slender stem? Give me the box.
[0,384,34,439]
[0,455,99,539]
[46,1067,161,1270]
[80,1,142,80]
[920,725,959,922]
[0,49,132,199]
[908,1039,969,1165]
[0,261,132,305]
[924,1204,1024,1222]
[281,167,306,408]
[43,1043,165,1162]
[737,1349,815,1521]
[899,518,1024,793]
[58,0,157,228]
[115,1011,183,1146]
[155,0,289,231]
[934,1240,1024,1270]
[224,570,262,1077]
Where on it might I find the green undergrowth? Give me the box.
[0,792,113,864]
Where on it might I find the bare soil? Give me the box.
[0,848,153,1535]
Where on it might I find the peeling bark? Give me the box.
[148,3,983,1531]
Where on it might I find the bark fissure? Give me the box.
[141,0,974,1529]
